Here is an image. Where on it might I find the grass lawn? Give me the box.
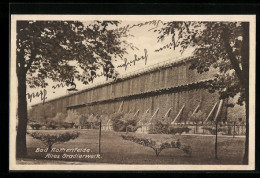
[20,129,245,165]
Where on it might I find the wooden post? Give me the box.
[215,122,218,159]
[99,121,101,154]
[202,121,204,134]
[233,121,236,138]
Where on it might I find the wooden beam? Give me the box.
[138,109,149,125]
[149,108,159,122]
[171,104,185,124]
[164,108,172,118]
[214,100,224,122]
[192,104,200,115]
[134,110,140,117]
[151,108,159,118]
[118,101,124,113]
[204,102,218,123]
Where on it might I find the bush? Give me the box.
[202,126,228,135]
[64,110,82,126]
[62,122,75,129]
[121,134,192,156]
[46,112,67,129]
[138,113,152,124]
[45,111,85,129]
[87,114,100,129]
[126,125,142,132]
[168,126,192,135]
[111,112,124,131]
[149,120,191,135]
[47,124,58,130]
[29,123,42,130]
[188,110,206,124]
[27,131,80,151]
[111,113,138,132]
[148,121,169,134]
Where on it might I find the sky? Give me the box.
[26,21,194,107]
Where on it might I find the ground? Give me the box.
[18,129,245,165]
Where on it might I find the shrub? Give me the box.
[112,118,126,132]
[188,110,206,124]
[168,126,192,135]
[87,114,100,129]
[27,131,80,151]
[64,110,81,126]
[121,134,192,156]
[47,124,58,130]
[188,110,206,133]
[62,122,75,129]
[29,123,42,130]
[149,120,191,135]
[126,125,142,132]
[45,111,85,129]
[111,113,138,132]
[137,113,151,125]
[46,112,67,129]
[111,112,124,131]
[202,126,228,135]
[148,120,169,134]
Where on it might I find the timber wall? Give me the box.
[31,57,245,122]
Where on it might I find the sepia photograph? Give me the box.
[9,15,255,171]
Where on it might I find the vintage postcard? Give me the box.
[9,15,255,171]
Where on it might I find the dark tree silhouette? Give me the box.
[151,21,249,164]
[16,20,129,158]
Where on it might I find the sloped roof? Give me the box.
[32,55,195,107]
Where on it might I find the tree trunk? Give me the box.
[16,71,28,158]
[243,86,249,164]
[215,122,218,159]
[241,22,249,165]
[222,22,249,165]
[155,149,159,157]
[99,121,102,154]
[233,121,236,138]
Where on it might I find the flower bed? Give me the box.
[121,134,192,156]
[27,131,80,151]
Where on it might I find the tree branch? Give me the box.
[240,22,249,86]
[221,28,246,88]
[25,50,36,72]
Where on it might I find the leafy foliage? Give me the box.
[188,110,206,123]
[202,125,228,135]
[17,20,130,87]
[148,120,191,135]
[121,134,192,156]
[151,21,249,106]
[64,110,82,125]
[29,123,42,130]
[167,126,192,135]
[28,104,56,124]
[148,120,169,134]
[27,131,80,151]
[111,113,139,132]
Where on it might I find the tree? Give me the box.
[16,20,129,158]
[151,21,249,164]
[28,104,56,125]
[27,131,80,151]
[188,110,206,134]
[46,112,67,129]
